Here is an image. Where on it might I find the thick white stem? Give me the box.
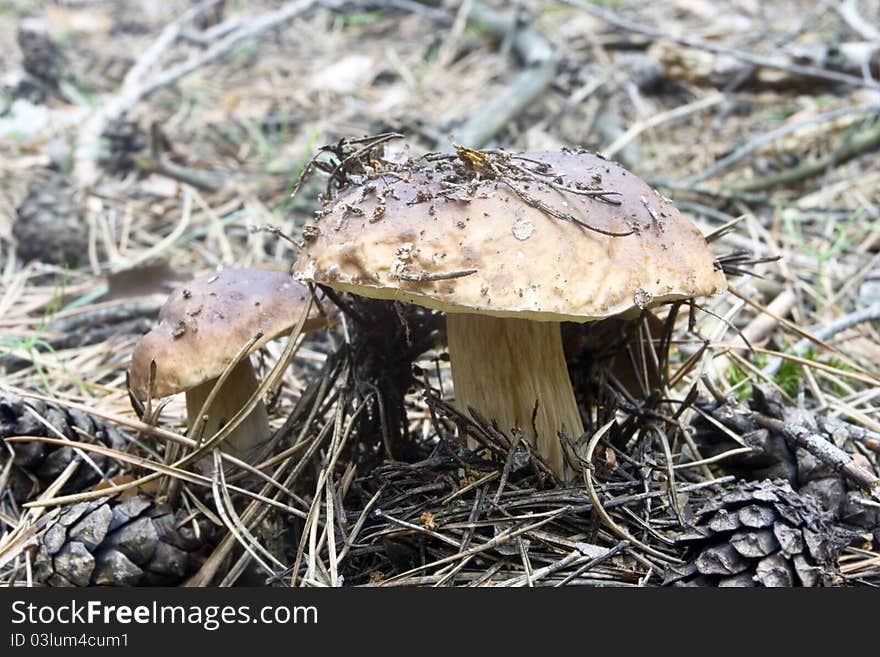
[446,313,584,479]
[185,358,269,461]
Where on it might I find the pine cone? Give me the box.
[690,392,797,483]
[15,24,65,101]
[100,119,148,175]
[690,386,880,534]
[13,170,88,267]
[666,479,849,587]
[0,395,128,505]
[32,495,219,586]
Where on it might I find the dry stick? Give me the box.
[6,435,305,518]
[335,488,383,564]
[3,388,297,502]
[819,414,880,451]
[72,0,330,185]
[180,14,244,46]
[731,119,880,192]
[535,76,606,133]
[382,507,570,584]
[712,288,797,382]
[70,3,198,185]
[210,450,286,575]
[436,489,487,586]
[200,400,336,586]
[131,152,225,192]
[137,0,330,98]
[724,286,879,382]
[751,413,880,501]
[291,391,370,587]
[563,0,880,90]
[435,0,474,67]
[451,2,558,148]
[581,420,681,563]
[453,61,558,148]
[501,541,623,587]
[196,369,337,586]
[467,1,554,66]
[387,0,451,22]
[601,92,725,160]
[0,461,77,569]
[835,0,880,41]
[706,2,827,104]
[595,115,642,171]
[375,512,462,549]
[761,302,880,377]
[9,305,313,509]
[555,540,630,587]
[681,104,880,186]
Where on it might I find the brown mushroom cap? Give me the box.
[130,268,323,400]
[292,150,726,320]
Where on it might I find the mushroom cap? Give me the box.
[130,268,325,400]
[292,150,726,321]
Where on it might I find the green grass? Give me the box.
[822,356,857,397]
[781,205,874,308]
[245,118,276,161]
[0,276,68,393]
[725,346,860,401]
[725,351,805,400]
[333,9,387,26]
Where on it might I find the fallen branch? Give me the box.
[563,0,880,91]
[835,0,880,41]
[761,302,880,377]
[132,153,226,192]
[681,103,880,186]
[452,62,558,148]
[730,118,880,192]
[72,0,331,186]
[712,288,796,381]
[601,92,724,160]
[752,412,880,501]
[450,2,559,148]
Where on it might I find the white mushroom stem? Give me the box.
[184,358,269,461]
[446,313,584,479]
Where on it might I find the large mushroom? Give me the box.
[293,150,726,479]
[129,268,327,462]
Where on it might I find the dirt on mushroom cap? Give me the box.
[292,149,727,321]
[129,268,322,400]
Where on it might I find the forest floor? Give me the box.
[1,0,879,587]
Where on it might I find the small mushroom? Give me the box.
[129,268,328,462]
[293,150,726,478]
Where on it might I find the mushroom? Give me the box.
[129,268,328,462]
[293,150,726,478]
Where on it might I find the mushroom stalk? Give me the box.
[446,313,584,479]
[184,359,269,461]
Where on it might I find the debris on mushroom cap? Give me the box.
[292,150,727,321]
[129,268,325,400]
